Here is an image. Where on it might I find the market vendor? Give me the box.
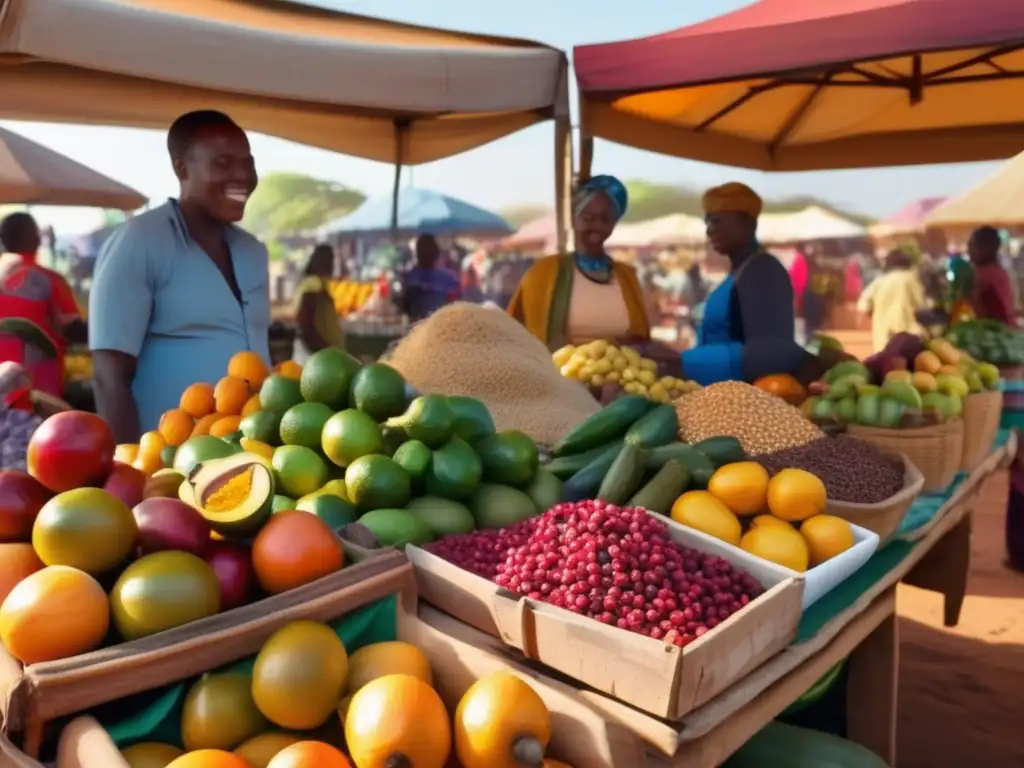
[967,226,1016,326]
[293,243,344,362]
[396,234,461,323]
[90,110,270,442]
[0,212,87,398]
[675,183,811,386]
[507,175,653,348]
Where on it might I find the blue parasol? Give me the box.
[321,187,514,238]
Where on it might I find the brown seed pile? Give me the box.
[674,380,823,455]
[757,435,905,503]
[385,302,600,446]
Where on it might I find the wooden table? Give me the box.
[567,438,1016,767]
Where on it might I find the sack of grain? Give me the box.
[384,303,600,446]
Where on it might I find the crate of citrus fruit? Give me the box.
[552,340,698,403]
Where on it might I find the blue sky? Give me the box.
[2,0,1005,233]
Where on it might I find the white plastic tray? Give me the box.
[653,514,879,611]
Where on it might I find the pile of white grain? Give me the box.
[385,303,599,445]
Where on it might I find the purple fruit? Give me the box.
[132,498,212,557]
[204,541,254,610]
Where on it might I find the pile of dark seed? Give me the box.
[756,435,904,504]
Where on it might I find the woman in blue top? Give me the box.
[647,183,821,385]
[90,111,270,441]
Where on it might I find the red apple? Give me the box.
[204,541,255,610]
[27,411,115,492]
[132,498,211,557]
[0,471,52,541]
[103,463,147,510]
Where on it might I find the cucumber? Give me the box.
[645,442,716,489]
[624,404,678,448]
[627,459,689,515]
[691,436,745,467]
[561,443,623,502]
[552,395,655,457]
[597,443,647,505]
[543,440,622,480]
[722,722,890,768]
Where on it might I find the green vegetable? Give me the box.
[597,443,647,505]
[627,460,689,515]
[552,395,655,456]
[543,441,623,480]
[624,404,678,449]
[690,436,744,467]
[561,443,624,502]
[722,722,890,768]
[644,442,716,488]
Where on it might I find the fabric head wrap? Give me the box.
[573,175,629,221]
[702,182,763,218]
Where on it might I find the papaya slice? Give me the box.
[190,453,274,538]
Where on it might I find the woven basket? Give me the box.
[826,453,924,542]
[847,419,963,493]
[960,390,1003,471]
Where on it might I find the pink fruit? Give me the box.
[0,471,52,542]
[132,498,211,557]
[427,501,764,647]
[103,464,147,510]
[204,541,254,611]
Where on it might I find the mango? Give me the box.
[914,351,942,375]
[964,369,984,393]
[976,362,1001,390]
[825,361,869,385]
[921,392,955,422]
[856,384,881,396]
[937,364,962,376]
[883,370,912,384]
[836,397,857,424]
[881,378,924,410]
[927,338,962,366]
[825,374,866,401]
[935,373,969,399]
[856,393,881,426]
[911,372,937,393]
[878,396,905,429]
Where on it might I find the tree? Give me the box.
[244,172,365,237]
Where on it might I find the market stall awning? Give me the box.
[0,126,145,209]
[322,187,514,238]
[869,196,948,237]
[757,206,867,244]
[498,214,559,252]
[574,0,1024,172]
[0,0,569,166]
[606,214,706,248]
[925,151,1024,228]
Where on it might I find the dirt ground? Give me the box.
[896,469,1024,766]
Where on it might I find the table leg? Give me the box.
[845,612,898,766]
[902,512,972,627]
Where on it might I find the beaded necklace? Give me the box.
[574,252,614,284]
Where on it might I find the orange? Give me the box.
[181,383,216,418]
[228,351,271,390]
[0,543,43,604]
[766,468,828,522]
[166,751,251,768]
[209,415,242,438]
[192,413,222,437]
[234,733,303,768]
[799,515,855,566]
[133,452,165,476]
[266,741,351,768]
[121,743,184,768]
[0,565,110,664]
[241,393,263,417]
[139,430,166,458]
[252,511,344,595]
[115,444,140,464]
[707,462,770,516]
[215,376,251,415]
[159,409,195,447]
[274,361,303,380]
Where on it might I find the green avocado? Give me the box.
[473,430,539,487]
[425,437,483,501]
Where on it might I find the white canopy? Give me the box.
[756,206,867,244]
[607,214,705,248]
[926,151,1024,228]
[0,0,569,164]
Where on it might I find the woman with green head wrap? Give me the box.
[507,175,653,349]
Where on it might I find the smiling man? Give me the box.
[90,110,270,441]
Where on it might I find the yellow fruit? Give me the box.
[274,361,303,380]
[551,345,576,367]
[620,368,635,382]
[766,469,827,522]
[740,525,810,572]
[799,515,855,566]
[241,394,263,418]
[605,370,621,383]
[560,361,581,379]
[750,514,793,530]
[637,370,656,386]
[639,358,658,373]
[233,733,303,768]
[240,439,275,460]
[594,358,612,375]
[345,641,433,695]
[454,672,551,768]
[611,356,628,372]
[670,491,742,546]
[121,743,184,768]
[115,444,140,464]
[590,374,605,387]
[707,462,769,516]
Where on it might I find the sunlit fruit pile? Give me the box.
[428,500,765,646]
[804,335,1001,429]
[330,280,375,317]
[552,340,699,403]
[0,410,349,666]
[63,351,93,383]
[670,461,855,573]
[118,620,571,768]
